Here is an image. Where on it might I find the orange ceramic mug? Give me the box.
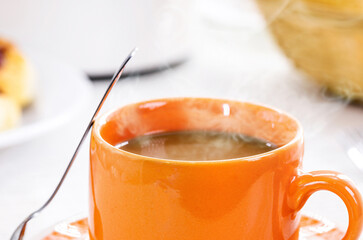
[90,98,363,240]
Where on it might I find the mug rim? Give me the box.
[92,97,304,164]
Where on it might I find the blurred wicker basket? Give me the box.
[256,0,363,100]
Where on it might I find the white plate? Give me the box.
[0,51,92,148]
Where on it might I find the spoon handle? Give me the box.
[11,48,137,240]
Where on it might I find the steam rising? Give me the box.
[98,0,350,141]
[117,130,276,161]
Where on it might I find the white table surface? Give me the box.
[1,28,363,239]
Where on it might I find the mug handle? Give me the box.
[288,170,363,240]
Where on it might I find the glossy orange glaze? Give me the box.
[89,98,362,240]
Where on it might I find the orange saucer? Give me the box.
[41,214,344,240]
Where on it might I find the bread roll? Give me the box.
[0,94,21,131]
[256,0,363,100]
[0,38,35,107]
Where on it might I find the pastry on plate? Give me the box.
[0,38,35,107]
[0,94,21,131]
